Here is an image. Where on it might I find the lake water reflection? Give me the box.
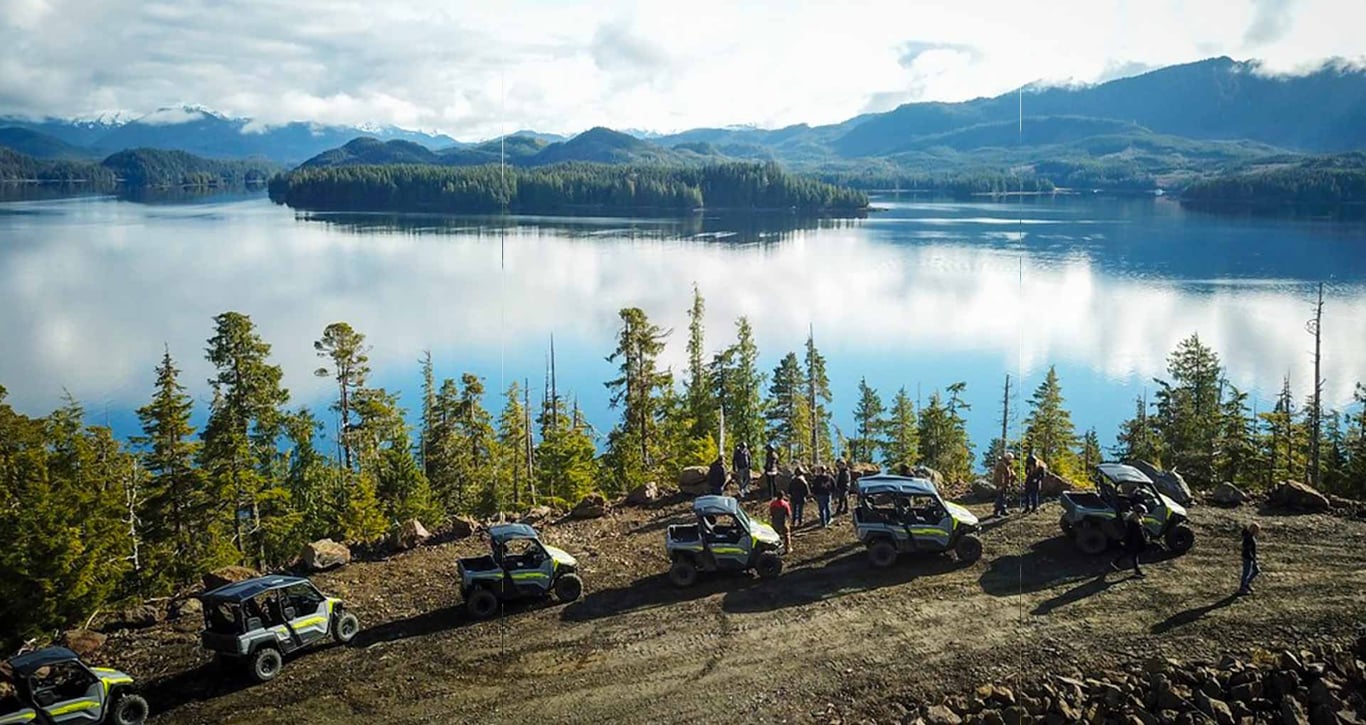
[1,192,1363,457]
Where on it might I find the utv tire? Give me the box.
[1075,524,1110,555]
[1164,524,1195,554]
[248,647,283,683]
[333,611,359,644]
[111,693,150,725]
[555,573,584,602]
[954,534,983,563]
[868,540,898,569]
[1059,516,1074,538]
[669,558,699,588]
[466,587,500,619]
[756,552,783,580]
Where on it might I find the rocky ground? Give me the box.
[90,494,1366,724]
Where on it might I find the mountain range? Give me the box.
[3,57,1365,182]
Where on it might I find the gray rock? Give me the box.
[1210,482,1247,506]
[301,538,351,571]
[570,492,609,519]
[925,705,962,725]
[391,518,431,550]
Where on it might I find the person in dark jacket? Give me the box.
[834,459,852,515]
[811,465,834,527]
[788,466,810,527]
[1023,454,1046,513]
[706,456,727,496]
[1110,505,1148,577]
[732,443,752,499]
[1238,522,1261,595]
[763,443,780,499]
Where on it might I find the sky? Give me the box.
[0,0,1363,139]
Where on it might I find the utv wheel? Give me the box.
[1075,524,1109,556]
[669,559,699,588]
[333,611,359,644]
[111,693,150,725]
[867,540,898,569]
[1164,524,1195,554]
[466,587,500,619]
[755,552,783,580]
[555,573,584,602]
[954,534,983,563]
[1059,516,1075,538]
[249,647,283,683]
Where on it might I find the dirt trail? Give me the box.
[113,498,1366,724]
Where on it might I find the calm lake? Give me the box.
[2,191,1364,464]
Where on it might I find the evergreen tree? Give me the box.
[852,377,885,464]
[419,350,436,476]
[1112,395,1163,464]
[1079,428,1103,473]
[496,382,531,508]
[201,311,290,566]
[536,396,600,505]
[1258,376,1307,488]
[1022,366,1079,477]
[1214,382,1257,487]
[918,387,973,482]
[603,308,672,492]
[1153,334,1224,485]
[133,348,219,593]
[1345,384,1366,497]
[313,322,371,470]
[1320,410,1350,494]
[717,317,766,452]
[880,387,919,471]
[683,284,715,439]
[280,409,336,542]
[803,330,834,463]
[451,374,497,514]
[765,352,804,461]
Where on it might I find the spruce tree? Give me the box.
[880,387,919,471]
[1214,382,1257,487]
[1023,366,1079,477]
[683,284,715,439]
[918,387,973,482]
[765,352,804,462]
[496,382,530,508]
[603,308,672,491]
[1153,334,1224,485]
[803,330,834,464]
[1112,394,1163,464]
[313,322,371,470]
[852,377,885,464]
[717,317,765,453]
[1079,428,1103,473]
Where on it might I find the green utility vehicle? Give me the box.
[1059,463,1194,555]
[0,647,147,725]
[198,575,359,683]
[853,475,984,567]
[457,523,583,619]
[664,495,784,587]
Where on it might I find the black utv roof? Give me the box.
[200,575,310,603]
[489,523,540,544]
[7,647,80,678]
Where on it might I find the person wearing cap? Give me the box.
[763,443,780,499]
[1111,505,1149,578]
[834,459,852,515]
[1238,521,1262,595]
[992,452,1018,517]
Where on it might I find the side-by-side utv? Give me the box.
[664,495,785,587]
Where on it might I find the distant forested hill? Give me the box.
[1181,152,1366,207]
[0,127,92,159]
[100,149,278,187]
[268,161,868,215]
[0,147,115,184]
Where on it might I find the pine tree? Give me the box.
[603,308,672,492]
[1023,366,1079,478]
[1258,376,1307,488]
[852,378,885,464]
[536,396,600,505]
[452,374,497,514]
[803,330,834,464]
[717,317,766,453]
[419,350,436,476]
[1153,333,1224,485]
[766,352,804,461]
[1214,382,1257,487]
[918,387,973,482]
[133,348,218,592]
[1079,428,1102,473]
[1345,383,1366,497]
[313,322,370,470]
[683,284,715,439]
[1112,394,1163,464]
[880,387,919,471]
[496,382,531,509]
[201,311,290,566]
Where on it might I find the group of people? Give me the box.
[990,451,1051,517]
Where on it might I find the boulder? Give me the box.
[169,597,203,620]
[391,519,431,551]
[913,465,944,486]
[571,492,609,519]
[1269,481,1330,512]
[103,604,161,632]
[301,539,351,572]
[1211,482,1247,507]
[520,506,553,525]
[678,466,710,495]
[1039,473,1075,497]
[58,629,107,658]
[202,565,259,592]
[624,482,661,507]
[1131,460,1194,506]
[925,704,962,725]
[449,515,478,539]
[963,479,997,503]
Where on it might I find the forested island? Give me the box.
[267,161,869,215]
[0,146,277,189]
[3,287,1365,647]
[1181,152,1366,211]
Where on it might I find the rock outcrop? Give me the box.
[58,629,108,658]
[1269,481,1331,513]
[392,519,432,550]
[202,565,259,592]
[301,539,352,572]
[1210,482,1247,506]
[571,493,609,519]
[624,482,661,506]
[678,466,709,495]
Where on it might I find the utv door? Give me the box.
[0,707,37,725]
[702,515,751,570]
[502,539,555,596]
[282,582,332,645]
[906,496,952,552]
[30,662,105,723]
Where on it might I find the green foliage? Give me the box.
[100,148,277,188]
[851,378,884,464]
[602,308,673,494]
[765,352,804,461]
[917,384,974,482]
[0,147,117,185]
[802,332,834,464]
[1183,152,1366,208]
[879,388,919,471]
[1152,334,1224,485]
[1022,367,1080,479]
[535,397,600,503]
[714,317,766,452]
[683,284,715,440]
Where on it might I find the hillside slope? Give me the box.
[96,495,1366,724]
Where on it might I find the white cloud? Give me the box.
[0,0,1363,138]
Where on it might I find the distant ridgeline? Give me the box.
[1181,152,1366,211]
[267,161,870,215]
[0,146,278,188]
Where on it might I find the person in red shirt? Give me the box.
[769,491,793,553]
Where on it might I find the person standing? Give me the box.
[1023,454,1046,513]
[763,443,780,499]
[992,452,1017,517]
[707,456,727,496]
[1238,522,1261,595]
[789,466,810,527]
[1110,505,1149,578]
[834,459,852,515]
[769,491,793,553]
[811,465,834,528]
[732,442,753,499]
